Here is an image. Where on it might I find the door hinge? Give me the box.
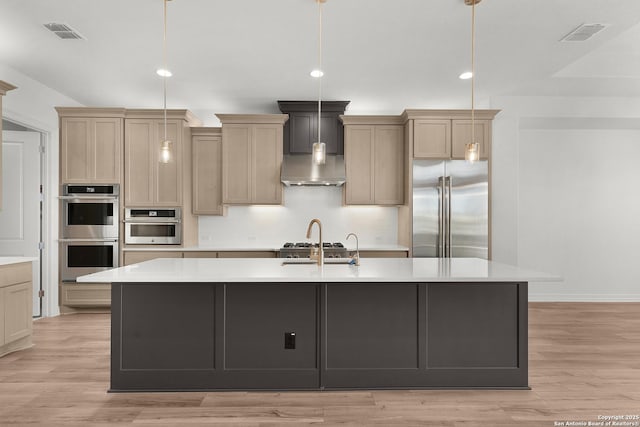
[39,145,45,153]
[38,242,44,250]
[38,290,45,298]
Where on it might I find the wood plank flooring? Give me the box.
[0,303,639,425]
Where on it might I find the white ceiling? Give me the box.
[1,0,639,125]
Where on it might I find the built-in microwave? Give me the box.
[60,184,119,239]
[124,208,182,245]
[60,239,119,282]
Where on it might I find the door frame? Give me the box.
[2,113,58,317]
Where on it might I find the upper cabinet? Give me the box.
[217,114,288,205]
[124,110,200,207]
[57,108,125,184]
[403,110,499,160]
[451,119,491,160]
[278,101,349,155]
[342,116,405,206]
[0,81,17,210]
[191,127,225,215]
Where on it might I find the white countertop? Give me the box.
[77,257,560,284]
[0,257,37,267]
[122,245,410,252]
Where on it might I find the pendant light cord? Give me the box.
[163,0,168,142]
[471,0,475,145]
[317,0,323,144]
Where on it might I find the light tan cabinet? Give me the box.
[358,250,409,258]
[192,128,224,215]
[57,109,124,184]
[1,81,17,210]
[123,251,183,266]
[124,118,184,206]
[343,119,404,205]
[413,119,451,158]
[217,251,276,258]
[60,283,111,309]
[217,114,288,205]
[404,110,498,160]
[451,119,491,160]
[0,261,33,357]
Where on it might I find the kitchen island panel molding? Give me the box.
[107,281,534,390]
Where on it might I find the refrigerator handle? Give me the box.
[438,176,445,257]
[446,176,452,258]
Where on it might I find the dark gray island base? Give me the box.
[110,281,528,391]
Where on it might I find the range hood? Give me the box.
[281,154,345,187]
[278,100,350,187]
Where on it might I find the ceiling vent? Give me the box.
[43,23,85,40]
[560,23,607,42]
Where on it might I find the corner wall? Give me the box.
[491,96,640,301]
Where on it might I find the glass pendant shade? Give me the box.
[312,142,326,165]
[160,140,172,164]
[465,142,479,163]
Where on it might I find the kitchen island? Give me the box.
[78,257,558,391]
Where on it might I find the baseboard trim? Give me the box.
[529,293,640,302]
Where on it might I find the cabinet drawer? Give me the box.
[61,283,111,307]
[0,262,32,288]
[123,251,183,265]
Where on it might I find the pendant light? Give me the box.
[465,0,480,163]
[312,0,326,165]
[158,0,172,164]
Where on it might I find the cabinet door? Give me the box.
[61,118,92,182]
[451,119,490,160]
[125,120,155,205]
[4,282,32,343]
[374,126,404,205]
[93,118,122,182]
[155,120,182,206]
[222,125,252,204]
[252,125,282,205]
[289,112,314,154]
[345,126,374,205]
[61,117,122,183]
[192,136,223,215]
[0,288,4,346]
[414,119,451,159]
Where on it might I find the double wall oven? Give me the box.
[60,184,119,282]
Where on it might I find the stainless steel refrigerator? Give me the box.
[412,160,488,259]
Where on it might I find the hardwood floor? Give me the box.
[0,303,639,426]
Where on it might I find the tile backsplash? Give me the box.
[198,186,398,247]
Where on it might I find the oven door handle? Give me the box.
[123,220,181,224]
[59,238,118,243]
[59,196,119,200]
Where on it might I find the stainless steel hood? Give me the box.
[281,154,346,187]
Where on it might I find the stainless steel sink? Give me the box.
[281,258,353,265]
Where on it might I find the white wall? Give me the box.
[198,186,398,248]
[491,96,640,301]
[1,63,83,317]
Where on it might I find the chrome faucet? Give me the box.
[306,218,324,266]
[346,232,360,266]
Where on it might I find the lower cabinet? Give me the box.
[123,251,183,265]
[358,250,408,258]
[60,283,111,308]
[0,262,33,357]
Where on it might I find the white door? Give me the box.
[0,130,41,316]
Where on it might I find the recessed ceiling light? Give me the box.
[459,71,473,80]
[156,68,172,77]
[310,69,324,78]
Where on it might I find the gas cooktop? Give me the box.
[280,242,348,258]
